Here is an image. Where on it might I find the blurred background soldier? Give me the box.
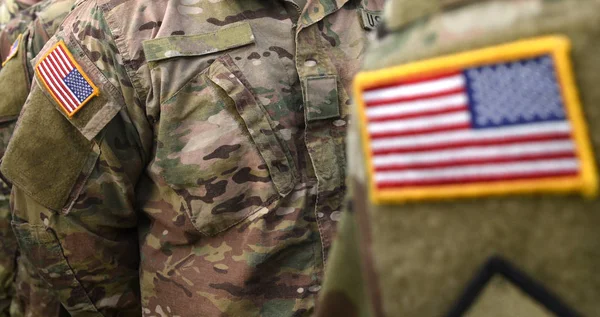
[317,0,600,316]
[0,0,74,316]
[0,0,384,316]
[0,0,39,29]
[0,1,42,314]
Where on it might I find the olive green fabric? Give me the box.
[384,0,489,30]
[318,0,600,316]
[0,37,28,122]
[464,277,555,317]
[142,22,255,63]
[319,211,372,317]
[0,85,98,211]
[367,2,600,314]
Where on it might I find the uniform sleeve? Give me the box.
[0,2,146,316]
[0,27,33,317]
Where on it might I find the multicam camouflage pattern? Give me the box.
[0,0,27,29]
[0,163,14,317]
[1,0,69,62]
[0,1,32,315]
[1,0,383,316]
[0,2,36,61]
[0,0,74,316]
[318,0,600,316]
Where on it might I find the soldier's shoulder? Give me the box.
[35,0,74,20]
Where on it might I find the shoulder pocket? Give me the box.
[0,34,29,123]
[0,37,118,212]
[0,81,101,212]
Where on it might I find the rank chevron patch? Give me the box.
[353,36,598,204]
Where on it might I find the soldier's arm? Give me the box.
[0,24,33,317]
[0,1,147,315]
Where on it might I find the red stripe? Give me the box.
[372,133,573,155]
[370,123,471,139]
[47,52,68,77]
[42,58,78,107]
[377,171,579,189]
[366,87,466,107]
[368,105,468,123]
[364,70,461,92]
[374,152,577,172]
[40,60,78,111]
[56,45,75,69]
[38,64,73,112]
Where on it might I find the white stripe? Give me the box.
[47,52,68,77]
[53,48,83,104]
[363,74,465,103]
[44,59,82,104]
[366,93,468,119]
[371,121,572,151]
[55,46,74,70]
[375,158,579,183]
[373,140,575,167]
[38,63,76,111]
[368,111,470,135]
[42,60,79,108]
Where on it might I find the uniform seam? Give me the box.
[97,5,150,165]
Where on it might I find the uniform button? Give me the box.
[317,212,325,218]
[304,59,317,67]
[309,285,321,293]
[330,210,342,221]
[297,287,305,294]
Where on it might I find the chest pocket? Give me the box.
[147,26,298,237]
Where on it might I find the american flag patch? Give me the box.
[2,34,20,66]
[35,41,98,117]
[355,36,598,203]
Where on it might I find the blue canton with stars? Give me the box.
[63,69,94,103]
[464,55,566,129]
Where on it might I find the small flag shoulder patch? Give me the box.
[35,41,98,117]
[354,36,598,204]
[2,34,21,66]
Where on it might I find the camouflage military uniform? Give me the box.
[0,0,44,315]
[0,1,34,314]
[0,1,74,316]
[0,1,39,61]
[317,0,600,316]
[0,0,27,29]
[0,0,383,316]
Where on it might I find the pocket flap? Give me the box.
[142,22,255,63]
[207,55,297,196]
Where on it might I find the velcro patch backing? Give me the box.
[353,36,598,204]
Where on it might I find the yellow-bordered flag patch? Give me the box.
[35,41,98,117]
[2,34,21,66]
[354,36,598,204]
